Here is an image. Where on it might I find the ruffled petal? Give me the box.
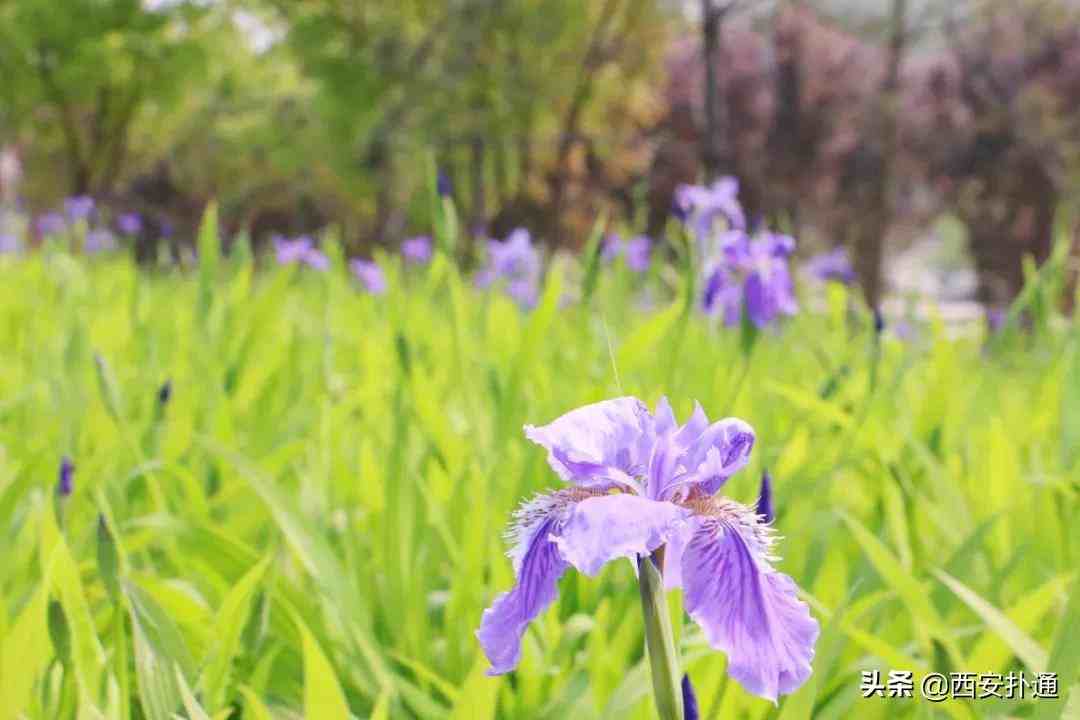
[554,494,690,576]
[680,418,755,495]
[524,397,654,487]
[681,500,818,702]
[478,491,580,674]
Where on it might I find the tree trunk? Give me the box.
[470,135,487,235]
[854,0,906,308]
[701,0,726,182]
[549,0,622,248]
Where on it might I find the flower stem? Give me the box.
[638,553,684,720]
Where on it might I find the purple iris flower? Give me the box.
[85,229,117,253]
[303,249,329,271]
[0,232,20,254]
[274,235,309,264]
[349,258,387,295]
[702,231,798,328]
[37,212,67,236]
[274,235,328,270]
[64,195,95,222]
[603,233,652,273]
[475,228,541,309]
[402,235,433,265]
[477,397,818,702]
[674,177,746,243]
[601,233,623,263]
[985,307,1006,333]
[625,235,652,273]
[117,212,142,236]
[701,264,743,326]
[57,457,74,497]
[805,246,856,285]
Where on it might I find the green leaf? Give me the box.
[580,209,609,305]
[199,556,272,711]
[933,569,1048,673]
[840,513,943,640]
[1033,574,1080,720]
[197,201,220,323]
[126,581,196,720]
[448,653,499,720]
[296,615,351,720]
[97,514,121,603]
[616,301,682,375]
[177,667,212,720]
[967,573,1071,673]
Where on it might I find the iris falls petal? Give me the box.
[681,499,818,702]
[554,494,690,576]
[478,491,578,675]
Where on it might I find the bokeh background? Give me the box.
[4,0,1080,311]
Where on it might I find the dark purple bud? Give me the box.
[681,674,700,720]
[748,214,765,236]
[57,457,74,497]
[756,470,774,523]
[873,307,885,335]
[436,171,452,198]
[158,379,172,406]
[671,198,689,224]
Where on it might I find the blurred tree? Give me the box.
[0,0,209,198]
[267,0,669,252]
[906,0,1080,306]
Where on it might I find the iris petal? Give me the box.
[524,397,654,486]
[680,418,755,495]
[477,492,576,675]
[554,494,690,576]
[681,501,818,702]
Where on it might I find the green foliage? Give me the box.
[0,239,1076,719]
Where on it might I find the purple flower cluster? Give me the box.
[475,228,541,309]
[401,235,433,265]
[274,235,329,271]
[602,233,652,273]
[64,195,95,222]
[0,233,18,254]
[805,246,856,285]
[37,212,66,236]
[349,258,387,295]
[85,229,117,254]
[677,178,799,328]
[477,397,818,701]
[117,212,143,236]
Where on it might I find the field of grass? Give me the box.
[0,212,1078,719]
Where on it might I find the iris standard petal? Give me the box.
[478,491,578,675]
[524,397,654,486]
[681,500,818,702]
[653,396,678,436]
[553,494,690,576]
[681,418,755,494]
